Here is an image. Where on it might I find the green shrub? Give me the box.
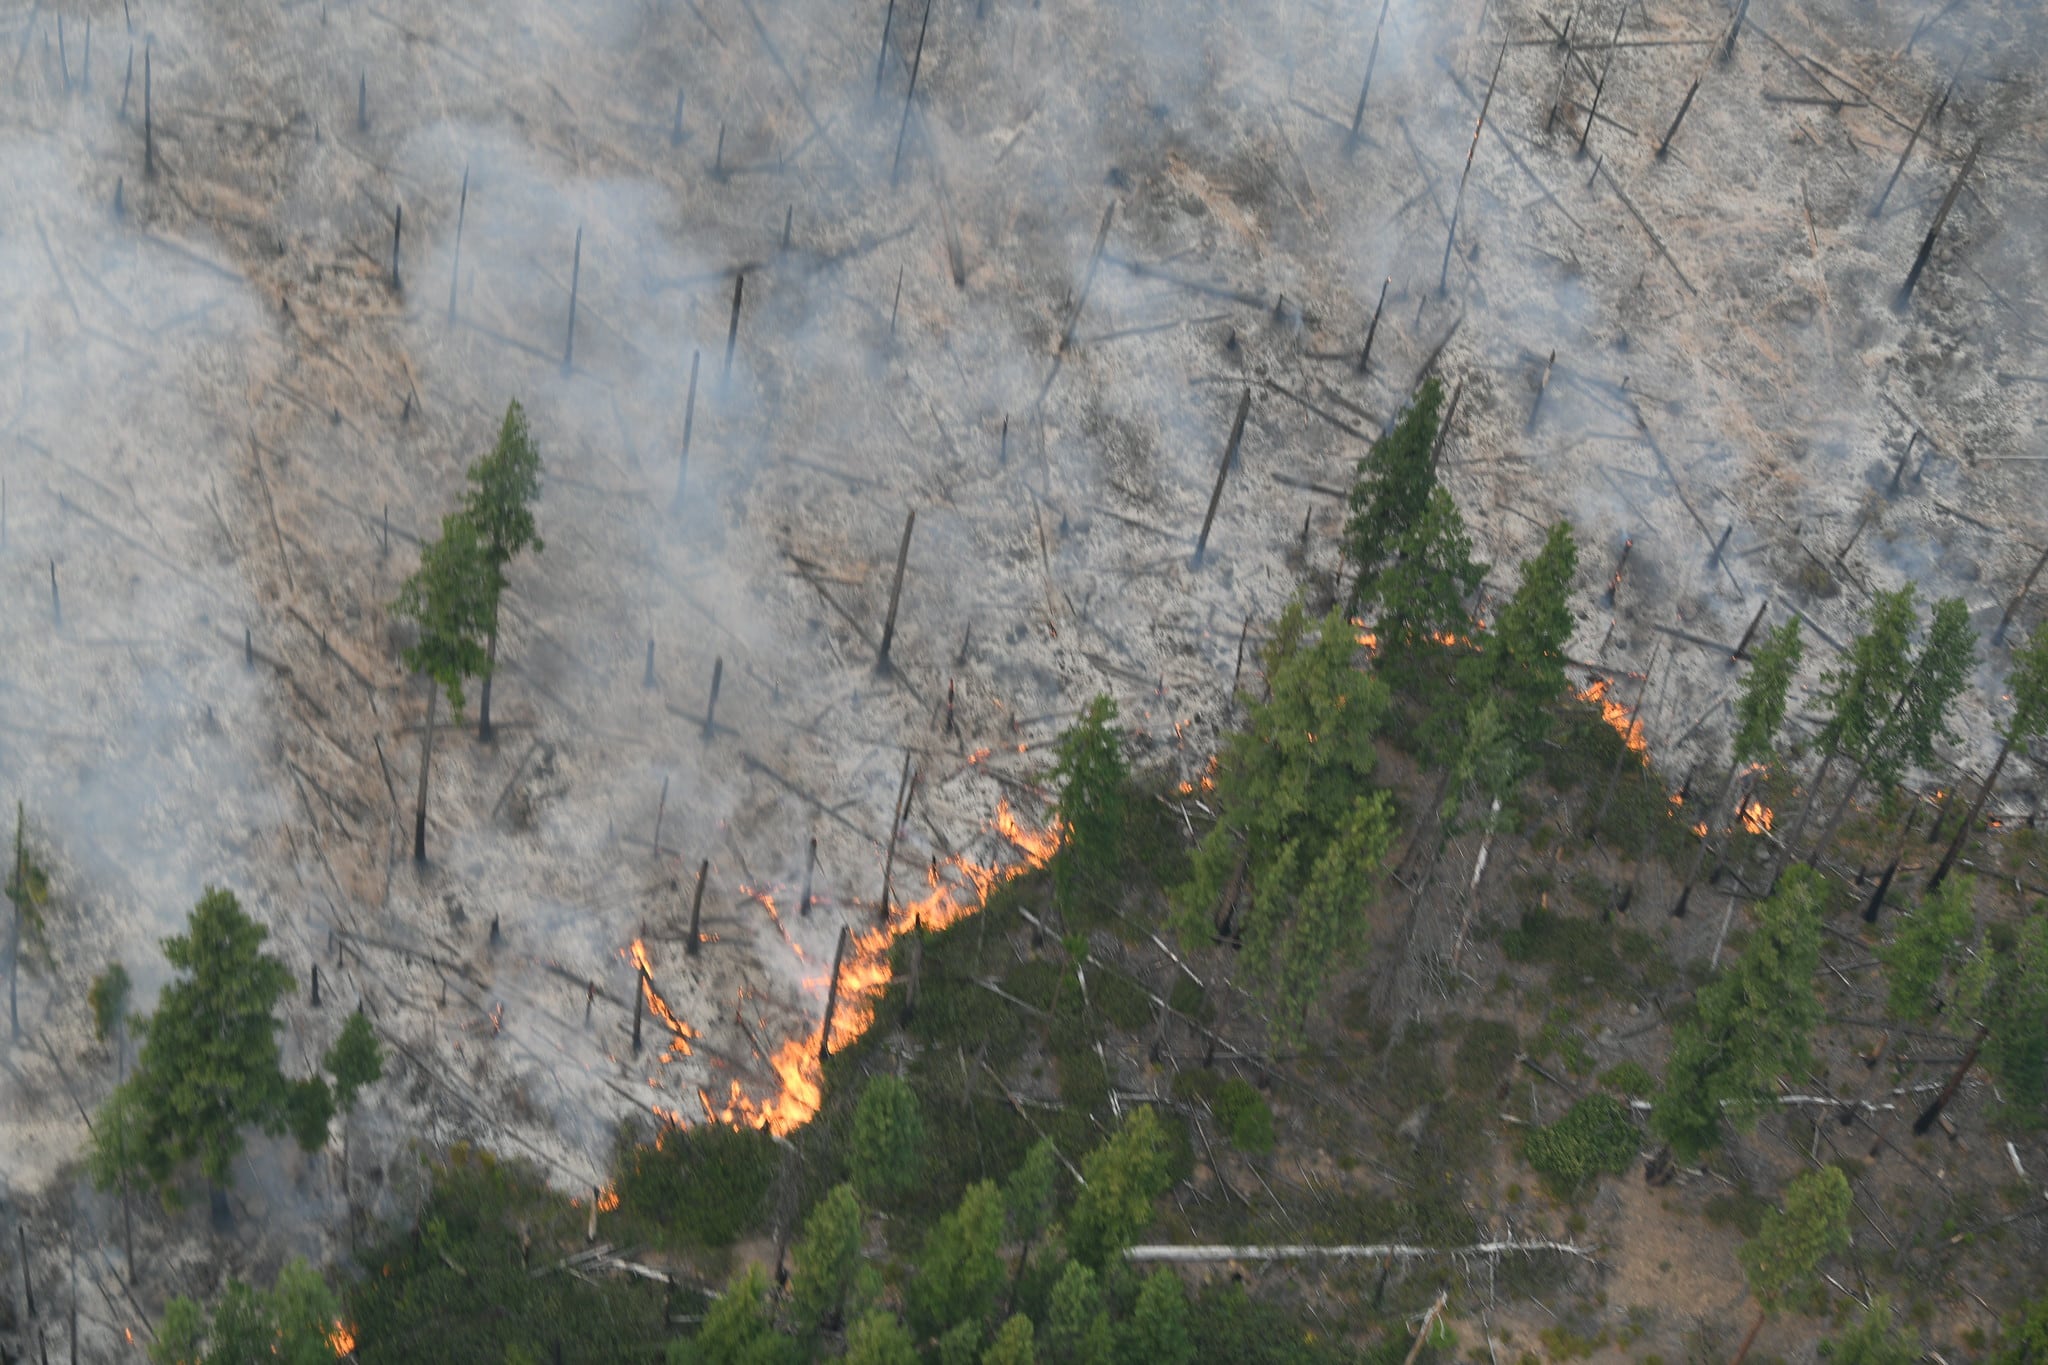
[1600,1061,1655,1097]
[613,1120,778,1248]
[1002,958,1064,1012]
[1211,1079,1275,1155]
[1057,1046,1111,1116]
[1523,1093,1638,1199]
[1453,1020,1519,1095]
[1168,975,1213,1024]
[355,1148,676,1361]
[1090,966,1156,1031]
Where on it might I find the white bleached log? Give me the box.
[1124,1240,1597,1264]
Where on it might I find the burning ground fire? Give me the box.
[327,1322,357,1356]
[1578,678,1648,755]
[627,939,697,1057]
[627,800,1059,1137]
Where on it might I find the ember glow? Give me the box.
[1578,678,1648,754]
[328,1322,357,1356]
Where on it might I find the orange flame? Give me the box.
[722,799,1058,1135]
[628,940,698,1057]
[741,885,808,962]
[1578,679,1647,754]
[1740,801,1774,835]
[328,1322,357,1356]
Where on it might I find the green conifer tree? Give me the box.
[89,888,329,1205]
[1051,695,1130,918]
[462,400,545,741]
[392,512,495,861]
[1344,378,1444,611]
[1651,868,1823,1161]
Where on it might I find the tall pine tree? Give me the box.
[463,400,545,742]
[1343,378,1444,611]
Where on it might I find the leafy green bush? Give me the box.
[353,1148,675,1362]
[1501,907,1674,998]
[1523,1093,1638,1198]
[613,1119,779,1247]
[1169,975,1213,1024]
[1090,965,1156,1031]
[1600,1061,1655,1097]
[1211,1078,1275,1155]
[1453,1020,1519,1095]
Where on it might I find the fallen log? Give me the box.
[1124,1240,1598,1264]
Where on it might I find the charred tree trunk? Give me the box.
[1768,744,1841,891]
[1929,731,2016,892]
[478,624,500,742]
[414,683,438,863]
[1730,1307,1767,1365]
[1673,758,1743,915]
[1913,1022,1990,1134]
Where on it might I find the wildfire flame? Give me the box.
[628,940,698,1057]
[1740,801,1774,835]
[741,885,807,962]
[1578,678,1647,754]
[729,799,1058,1135]
[328,1322,357,1356]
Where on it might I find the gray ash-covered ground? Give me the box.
[0,0,2044,1351]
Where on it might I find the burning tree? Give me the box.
[89,888,333,1209]
[462,399,545,743]
[1673,617,1802,917]
[391,511,496,863]
[1731,1166,1852,1364]
[1650,867,1822,1162]
[1172,602,1394,1036]
[1929,624,2048,892]
[1342,376,1444,612]
[1050,693,1129,920]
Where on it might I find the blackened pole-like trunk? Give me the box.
[1673,757,1743,916]
[1767,742,1842,889]
[477,623,500,742]
[414,683,438,863]
[1913,1022,1990,1134]
[1730,1306,1767,1365]
[1929,730,2017,892]
[818,925,850,1065]
[9,814,23,1039]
